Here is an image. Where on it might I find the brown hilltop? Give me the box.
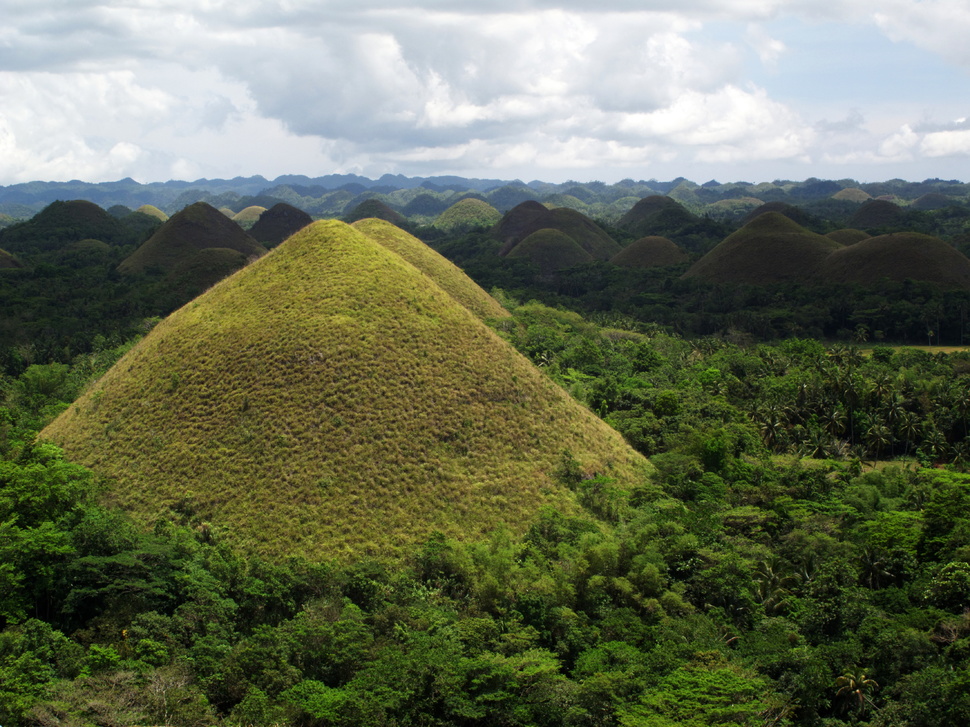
[506,228,594,275]
[617,195,695,237]
[118,201,266,275]
[344,199,409,229]
[741,201,816,228]
[849,199,903,229]
[611,236,689,268]
[683,212,840,284]
[494,202,620,260]
[249,202,314,248]
[818,232,970,289]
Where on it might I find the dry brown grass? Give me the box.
[44,220,649,561]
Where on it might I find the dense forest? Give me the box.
[2,177,970,725]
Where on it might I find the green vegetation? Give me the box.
[610,236,688,268]
[506,228,594,275]
[248,203,313,247]
[819,232,970,288]
[4,180,970,725]
[231,205,268,229]
[433,198,503,232]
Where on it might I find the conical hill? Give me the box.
[351,218,510,321]
[617,196,695,238]
[344,199,409,228]
[249,203,314,247]
[0,200,127,253]
[506,228,594,274]
[611,236,688,268]
[136,204,169,222]
[494,202,620,260]
[683,212,840,284]
[118,202,266,275]
[434,198,502,231]
[817,232,970,289]
[43,220,648,560]
[826,229,870,246]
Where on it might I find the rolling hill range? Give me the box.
[682,212,841,284]
[43,219,649,560]
[118,201,266,275]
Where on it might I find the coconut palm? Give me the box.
[834,671,879,715]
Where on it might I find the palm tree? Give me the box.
[834,671,879,715]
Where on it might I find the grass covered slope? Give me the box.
[683,211,841,284]
[818,232,970,288]
[44,220,648,560]
[249,202,313,247]
[0,248,23,268]
[0,200,128,253]
[118,202,266,275]
[351,218,510,321]
[506,228,594,274]
[434,198,503,231]
[494,202,620,260]
[610,236,688,268]
[617,195,696,238]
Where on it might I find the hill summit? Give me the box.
[249,202,314,247]
[494,202,620,260]
[118,202,266,275]
[44,220,648,560]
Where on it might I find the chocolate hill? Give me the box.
[344,199,409,229]
[741,202,816,228]
[249,203,314,247]
[434,198,503,231]
[611,236,688,268]
[0,200,128,253]
[850,199,903,229]
[232,206,267,227]
[136,204,168,222]
[494,202,620,260]
[506,228,594,275]
[617,196,695,238]
[817,233,970,289]
[43,220,648,560]
[683,212,841,284]
[118,202,266,275]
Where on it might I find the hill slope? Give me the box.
[494,202,620,260]
[351,218,510,321]
[249,202,314,247]
[683,212,840,284]
[818,232,970,288]
[0,200,128,253]
[617,196,696,238]
[44,220,648,560]
[506,228,594,274]
[434,198,503,231]
[611,236,688,268]
[118,202,266,275]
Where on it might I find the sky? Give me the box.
[2,0,970,186]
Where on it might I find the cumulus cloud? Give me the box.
[0,0,969,182]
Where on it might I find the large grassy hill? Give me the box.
[43,220,648,560]
[118,202,266,275]
[434,198,503,231]
[818,232,970,289]
[617,195,696,238]
[683,211,841,284]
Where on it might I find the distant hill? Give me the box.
[0,199,128,254]
[617,196,695,238]
[849,199,903,229]
[118,201,266,275]
[249,202,314,248]
[818,232,970,289]
[434,198,503,231]
[494,202,620,260]
[683,212,840,284]
[741,201,817,229]
[136,204,168,222]
[43,219,648,560]
[611,236,689,268]
[351,218,510,321]
[832,188,871,203]
[344,199,409,229]
[506,228,594,275]
[232,205,267,228]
